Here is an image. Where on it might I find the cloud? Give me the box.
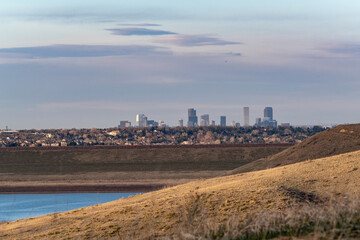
[156,34,241,46]
[227,52,242,56]
[324,43,360,57]
[118,23,161,27]
[304,43,360,59]
[0,44,171,58]
[106,27,176,36]
[4,4,189,23]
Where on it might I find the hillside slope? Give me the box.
[0,145,287,193]
[228,124,360,174]
[1,150,360,239]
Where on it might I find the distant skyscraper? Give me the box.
[255,107,277,127]
[264,107,273,121]
[187,108,198,127]
[200,114,210,126]
[243,107,250,126]
[142,116,148,127]
[220,116,226,126]
[178,119,184,127]
[210,120,215,126]
[136,114,147,128]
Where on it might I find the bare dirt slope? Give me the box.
[0,145,287,193]
[228,124,360,175]
[1,149,360,239]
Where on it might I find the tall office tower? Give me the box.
[256,107,277,127]
[187,108,198,127]
[210,120,215,126]
[142,116,148,127]
[243,107,250,126]
[264,107,273,121]
[178,119,184,127]
[135,114,146,128]
[220,116,226,126]
[200,114,210,127]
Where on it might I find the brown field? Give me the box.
[228,123,360,175]
[0,144,288,193]
[1,149,360,239]
[0,143,292,152]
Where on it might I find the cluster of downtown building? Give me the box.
[119,107,279,128]
[186,107,277,128]
[119,114,167,128]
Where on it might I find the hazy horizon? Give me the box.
[1,1,359,129]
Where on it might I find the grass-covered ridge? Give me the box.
[1,149,360,239]
[229,123,360,175]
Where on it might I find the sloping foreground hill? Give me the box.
[228,123,360,175]
[1,150,360,239]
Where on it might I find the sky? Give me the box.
[0,0,359,129]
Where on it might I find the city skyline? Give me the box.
[1,104,341,130]
[120,106,278,129]
[1,1,359,129]
[0,104,344,130]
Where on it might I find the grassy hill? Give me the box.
[1,149,360,239]
[228,124,360,175]
[0,145,287,192]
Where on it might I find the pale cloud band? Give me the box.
[117,23,162,27]
[0,44,171,58]
[156,34,242,46]
[105,25,241,47]
[324,43,360,57]
[107,27,176,36]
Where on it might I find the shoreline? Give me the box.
[0,184,167,194]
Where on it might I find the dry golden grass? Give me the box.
[1,150,360,239]
[229,123,360,175]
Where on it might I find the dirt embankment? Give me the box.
[0,143,292,152]
[0,144,288,193]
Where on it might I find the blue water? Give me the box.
[0,193,139,222]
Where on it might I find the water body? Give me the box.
[0,192,139,222]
